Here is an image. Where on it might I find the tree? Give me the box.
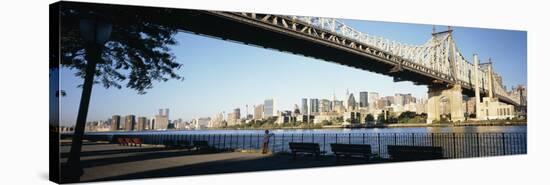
[58,3,184,93]
[55,3,185,182]
[365,114,375,122]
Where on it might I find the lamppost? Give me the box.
[64,12,111,182]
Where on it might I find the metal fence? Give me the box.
[81,132,527,159]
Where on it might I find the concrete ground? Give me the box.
[59,141,386,183]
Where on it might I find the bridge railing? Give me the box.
[281,15,503,95]
[80,132,526,159]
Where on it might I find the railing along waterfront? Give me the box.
[78,132,526,159]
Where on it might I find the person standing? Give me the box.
[262,130,275,154]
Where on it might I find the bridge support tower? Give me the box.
[427,84,465,124]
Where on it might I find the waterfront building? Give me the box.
[368,92,379,111]
[192,117,211,129]
[124,115,135,131]
[332,100,344,113]
[137,117,147,131]
[313,112,340,125]
[343,111,361,125]
[209,112,225,128]
[477,97,516,120]
[254,104,264,120]
[301,98,308,115]
[310,98,319,115]
[359,91,368,108]
[111,115,121,131]
[347,93,357,111]
[319,99,331,113]
[264,98,275,117]
[394,94,405,106]
[276,111,295,125]
[154,115,169,130]
[233,108,241,120]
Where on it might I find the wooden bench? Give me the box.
[289,142,325,159]
[193,140,210,151]
[387,145,444,161]
[330,144,374,161]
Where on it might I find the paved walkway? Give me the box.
[59,141,383,183]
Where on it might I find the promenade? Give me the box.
[59,140,382,182]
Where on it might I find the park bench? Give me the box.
[387,145,444,161]
[330,144,374,161]
[123,138,134,146]
[117,137,127,146]
[193,140,211,151]
[289,142,325,159]
[132,138,143,147]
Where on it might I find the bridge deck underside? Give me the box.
[177,12,437,84]
[175,11,519,102]
[59,2,518,106]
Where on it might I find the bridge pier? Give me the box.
[427,84,465,124]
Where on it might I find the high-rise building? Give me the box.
[309,98,319,114]
[319,99,331,112]
[111,115,121,131]
[233,108,241,120]
[368,92,379,110]
[359,91,368,108]
[301,98,308,115]
[254,104,264,120]
[264,98,275,117]
[394,94,405,106]
[347,93,357,111]
[154,115,168,130]
[124,115,136,131]
[209,113,224,128]
[137,117,147,131]
[192,117,211,129]
[394,93,413,106]
[153,108,170,130]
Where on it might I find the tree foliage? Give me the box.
[57,3,184,94]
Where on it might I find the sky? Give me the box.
[55,17,527,126]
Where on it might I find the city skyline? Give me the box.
[56,18,526,126]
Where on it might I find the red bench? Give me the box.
[117,137,127,146]
[132,138,143,147]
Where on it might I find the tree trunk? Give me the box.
[63,45,99,182]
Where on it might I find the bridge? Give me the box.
[63,2,524,123]
[169,10,522,123]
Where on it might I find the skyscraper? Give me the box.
[124,115,136,131]
[359,91,368,108]
[111,115,121,131]
[254,104,264,120]
[264,98,275,117]
[368,92,379,110]
[394,93,405,106]
[154,115,168,130]
[309,98,319,114]
[320,99,331,112]
[301,98,308,115]
[233,108,241,120]
[347,93,357,111]
[137,117,147,131]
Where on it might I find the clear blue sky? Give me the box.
[56,17,526,126]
